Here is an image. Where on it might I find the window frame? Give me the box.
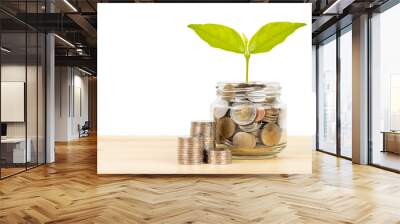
[315,24,353,161]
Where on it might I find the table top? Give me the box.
[97,136,312,175]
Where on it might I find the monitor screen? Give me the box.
[1,123,7,137]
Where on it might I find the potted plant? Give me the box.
[188,22,305,159]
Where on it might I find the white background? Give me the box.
[98,3,314,136]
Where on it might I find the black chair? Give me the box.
[79,121,90,138]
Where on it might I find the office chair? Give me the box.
[79,121,90,138]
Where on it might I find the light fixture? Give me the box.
[1,47,11,53]
[78,67,93,76]
[322,0,354,15]
[54,34,75,48]
[76,48,86,55]
[63,0,78,12]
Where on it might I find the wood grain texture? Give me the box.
[0,135,400,223]
[98,136,312,174]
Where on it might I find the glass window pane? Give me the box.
[340,29,352,158]
[371,3,400,171]
[1,31,27,177]
[318,37,337,154]
[0,1,46,179]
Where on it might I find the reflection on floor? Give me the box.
[0,135,400,223]
[373,150,400,171]
[0,163,41,178]
[0,167,25,177]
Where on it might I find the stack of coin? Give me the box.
[190,121,216,162]
[190,121,215,139]
[177,137,203,165]
[263,108,280,123]
[208,147,232,165]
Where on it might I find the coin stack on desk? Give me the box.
[177,137,204,165]
[208,145,232,165]
[190,121,216,162]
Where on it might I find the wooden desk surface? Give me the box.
[97,136,312,174]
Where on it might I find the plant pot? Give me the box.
[211,82,287,159]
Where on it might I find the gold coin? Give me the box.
[230,103,256,125]
[232,132,256,148]
[216,117,236,139]
[260,123,281,146]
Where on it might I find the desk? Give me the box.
[1,138,31,163]
[98,136,312,175]
[382,131,400,154]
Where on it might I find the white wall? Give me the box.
[55,67,89,141]
[98,3,313,137]
[72,73,89,138]
[1,65,39,138]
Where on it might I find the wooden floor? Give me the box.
[0,136,400,224]
[1,167,26,178]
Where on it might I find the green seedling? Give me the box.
[188,22,306,82]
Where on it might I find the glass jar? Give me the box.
[211,82,287,159]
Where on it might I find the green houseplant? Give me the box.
[188,22,305,82]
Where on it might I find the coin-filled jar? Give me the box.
[211,82,287,159]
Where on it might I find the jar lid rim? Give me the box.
[216,81,281,91]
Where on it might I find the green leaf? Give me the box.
[241,32,248,48]
[241,33,249,55]
[249,22,306,54]
[188,24,245,54]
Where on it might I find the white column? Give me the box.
[352,14,369,164]
[45,0,56,163]
[55,67,74,141]
[46,32,55,163]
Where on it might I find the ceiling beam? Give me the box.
[67,14,97,39]
[55,55,96,70]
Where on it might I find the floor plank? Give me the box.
[0,135,399,224]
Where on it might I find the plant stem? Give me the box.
[245,55,250,83]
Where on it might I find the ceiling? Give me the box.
[0,0,393,75]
